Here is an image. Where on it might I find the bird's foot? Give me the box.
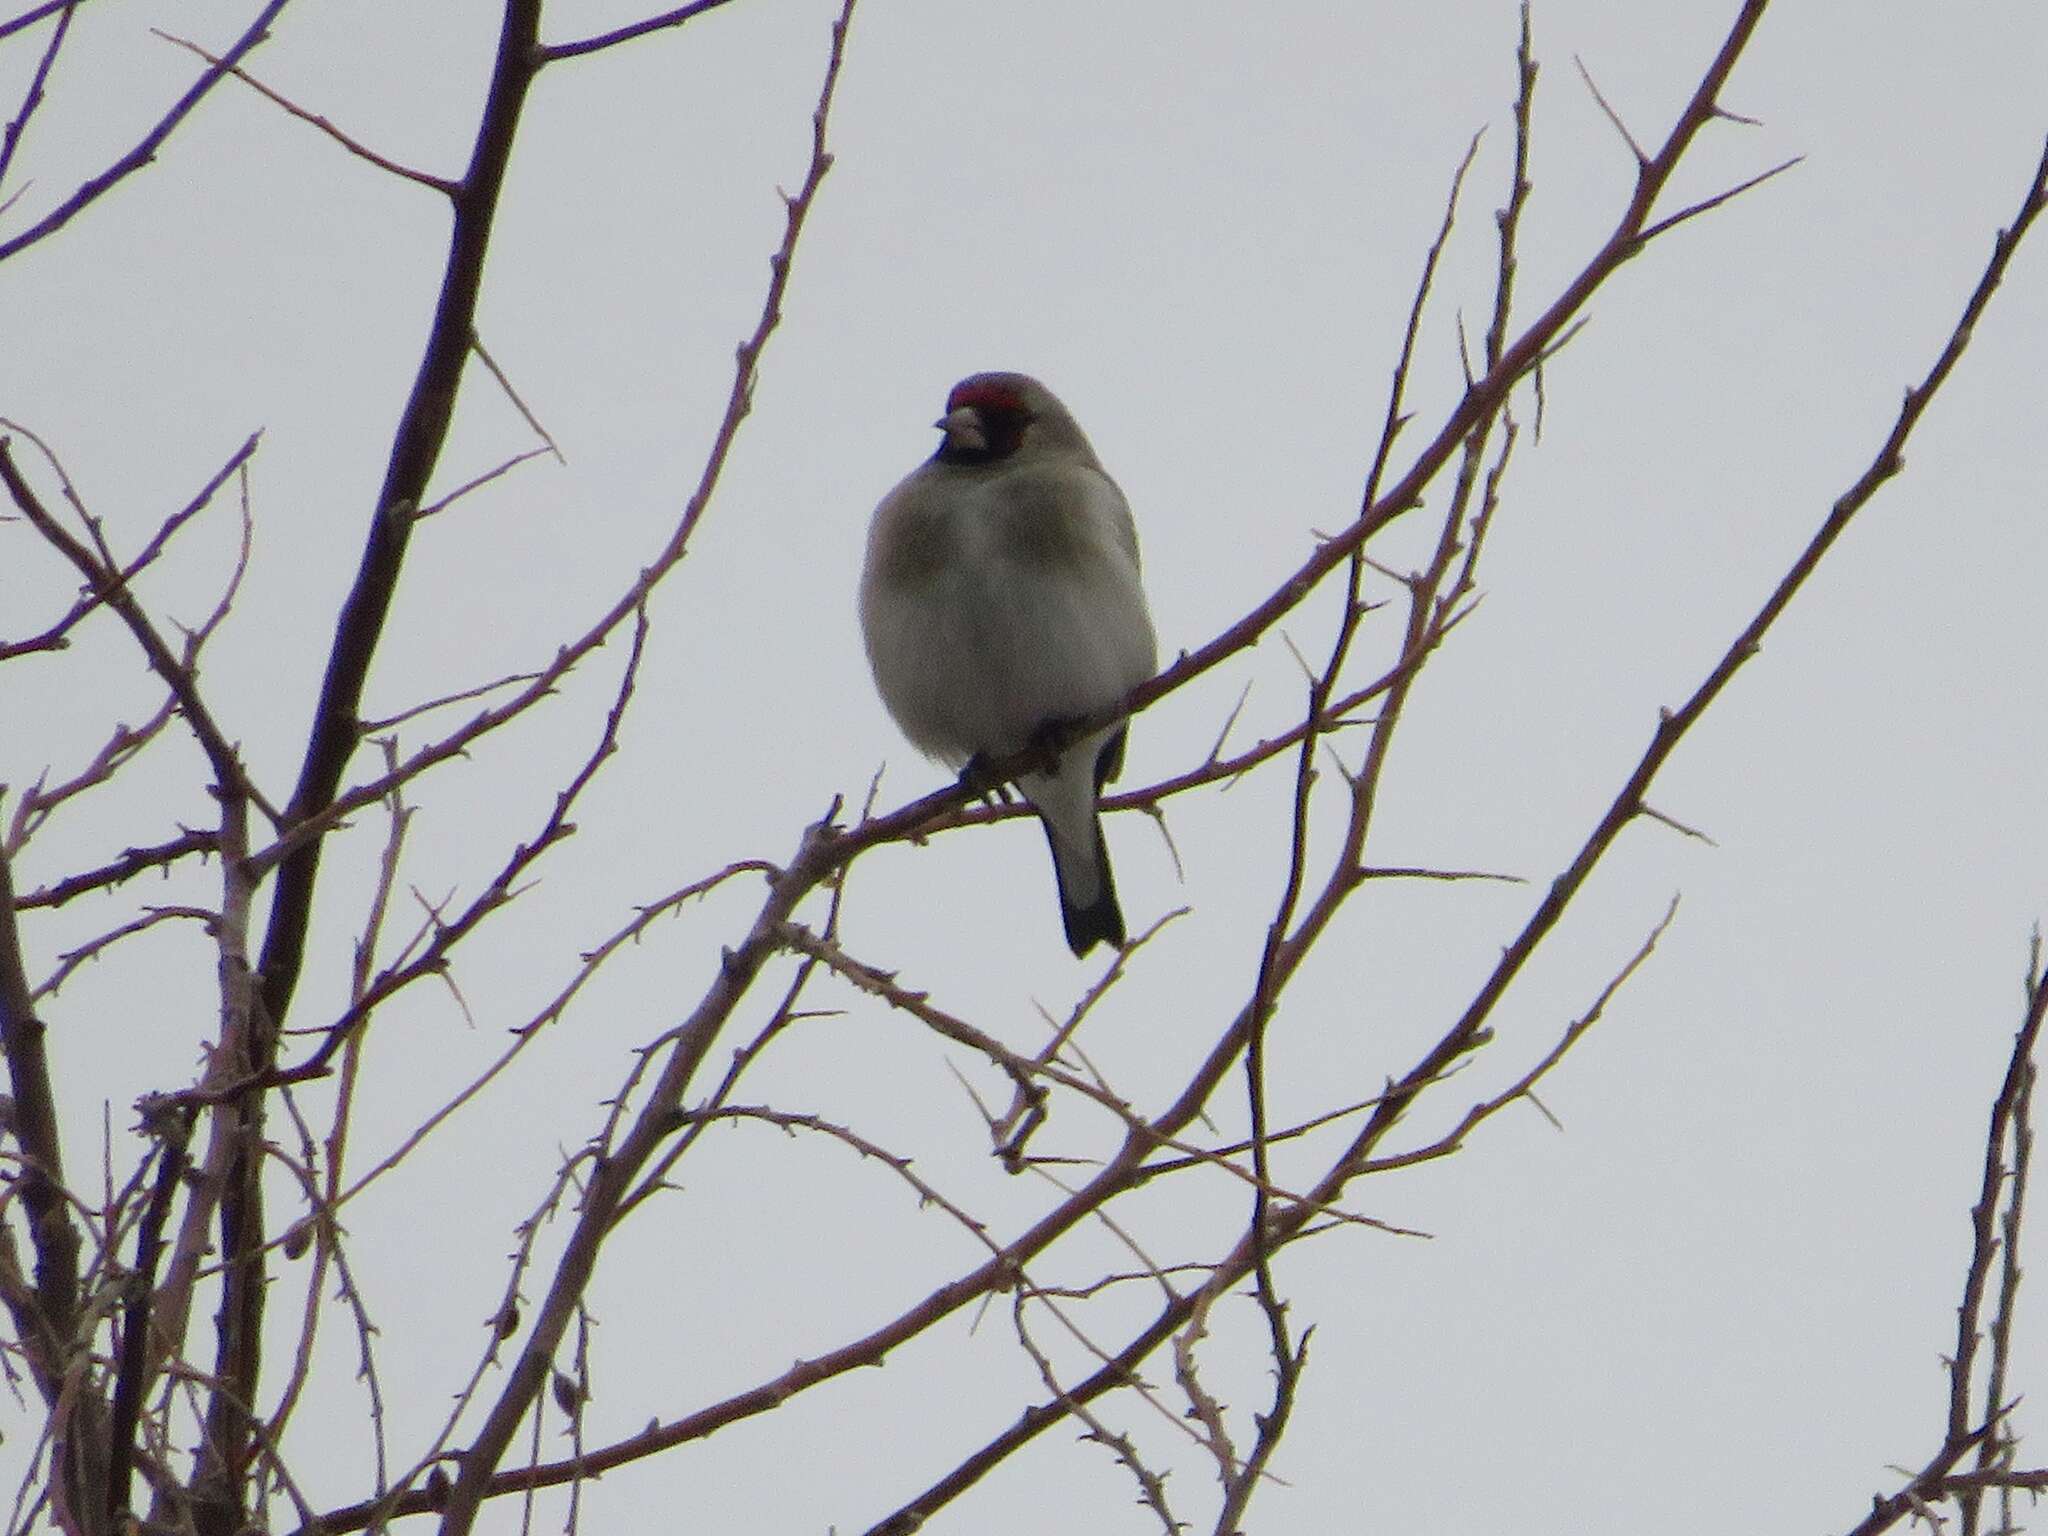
[958,754,1019,806]
[1023,718,1078,777]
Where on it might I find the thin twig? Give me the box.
[0,0,79,243]
[0,0,295,265]
[0,440,276,822]
[468,332,566,463]
[152,29,454,192]
[538,0,743,63]
[413,446,554,520]
[1574,53,1647,164]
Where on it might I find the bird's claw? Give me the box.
[958,755,1018,805]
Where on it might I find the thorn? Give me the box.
[1711,103,1765,128]
[1574,54,1648,165]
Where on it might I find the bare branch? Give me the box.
[1574,52,1647,164]
[1635,800,1718,845]
[152,29,456,193]
[356,669,545,734]
[290,605,653,1081]
[1638,153,1804,242]
[15,830,218,911]
[538,0,744,63]
[0,804,100,1509]
[251,0,549,1051]
[103,1110,193,1531]
[1327,122,2048,1208]
[6,696,178,858]
[412,446,554,521]
[0,0,77,227]
[253,0,850,1049]
[1846,1425,2001,1536]
[680,1106,1000,1256]
[1946,940,2048,1536]
[0,438,276,822]
[0,0,86,45]
[1011,1290,1185,1535]
[0,426,257,661]
[31,905,216,1002]
[1111,0,1776,735]
[425,7,862,1525]
[0,0,295,265]
[468,331,566,463]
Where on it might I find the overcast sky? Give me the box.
[5,2,2048,1532]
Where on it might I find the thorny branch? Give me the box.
[9,3,2048,1534]
[0,0,295,266]
[0,818,99,1516]
[0,438,273,821]
[152,29,456,193]
[270,7,2048,1533]
[1841,939,2047,1536]
[429,3,861,1528]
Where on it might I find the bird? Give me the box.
[860,371,1157,957]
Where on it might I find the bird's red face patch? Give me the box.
[946,377,1027,416]
[935,374,1036,465]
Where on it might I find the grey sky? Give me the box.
[4,1,2047,1531]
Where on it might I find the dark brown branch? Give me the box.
[114,431,262,593]
[426,4,860,1527]
[0,439,274,820]
[104,1110,193,1531]
[858,48,2048,1535]
[1638,153,1802,242]
[15,830,218,910]
[245,24,839,897]
[0,0,77,206]
[153,29,457,192]
[1328,121,2048,1207]
[1573,52,1648,164]
[190,776,264,1532]
[410,445,553,520]
[0,422,255,665]
[0,0,294,265]
[289,606,651,1081]
[467,331,564,461]
[356,668,544,733]
[248,0,827,1037]
[1114,0,1774,732]
[1948,944,2047,1536]
[1975,1029,2034,1533]
[682,1106,999,1253]
[0,807,103,1518]
[244,0,849,1008]
[1843,1423,1999,1536]
[0,0,87,44]
[254,0,543,1030]
[172,40,548,1489]
[32,905,216,1002]
[538,0,742,63]
[0,608,87,660]
[1928,1466,2048,1496]
[7,697,178,854]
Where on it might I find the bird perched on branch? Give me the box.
[860,372,1157,957]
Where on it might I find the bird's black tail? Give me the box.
[1043,813,1126,958]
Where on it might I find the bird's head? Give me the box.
[933,372,1088,467]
